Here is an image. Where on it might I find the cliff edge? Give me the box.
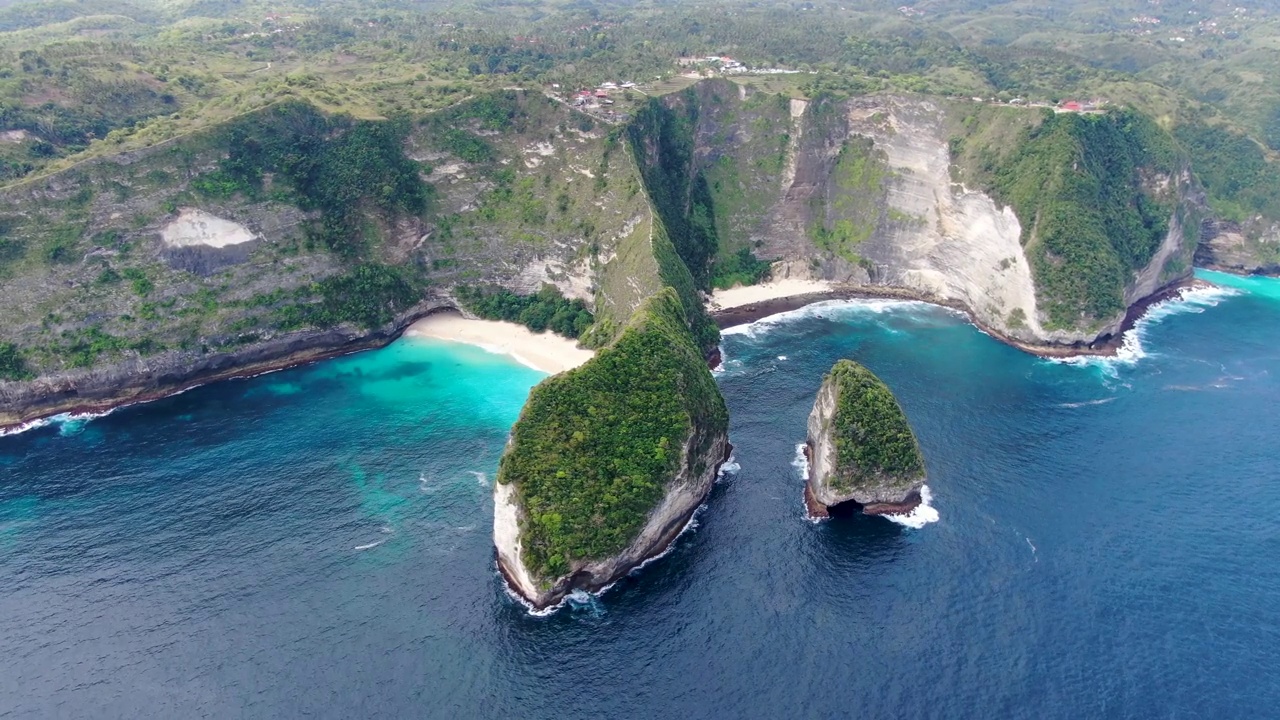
[493,289,729,609]
[805,360,926,518]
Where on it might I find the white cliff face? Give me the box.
[493,480,541,602]
[160,208,258,248]
[805,380,841,508]
[494,429,729,610]
[840,98,1046,341]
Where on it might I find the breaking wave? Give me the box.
[1052,284,1240,376]
[0,410,114,439]
[884,485,940,529]
[1057,397,1119,409]
[792,442,810,480]
[720,298,946,340]
[717,454,740,482]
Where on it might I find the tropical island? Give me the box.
[2,0,1280,606]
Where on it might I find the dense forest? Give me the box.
[990,111,1178,328]
[455,284,594,338]
[496,289,727,582]
[827,359,924,491]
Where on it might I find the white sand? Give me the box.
[709,278,834,311]
[161,208,257,248]
[406,311,594,375]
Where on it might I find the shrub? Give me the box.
[455,283,593,338]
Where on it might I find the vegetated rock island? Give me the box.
[804,359,927,519]
[492,290,730,610]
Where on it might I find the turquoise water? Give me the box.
[2,270,1279,717]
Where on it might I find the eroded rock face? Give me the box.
[805,360,925,518]
[1197,218,1280,275]
[495,426,730,610]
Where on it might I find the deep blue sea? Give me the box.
[2,269,1278,718]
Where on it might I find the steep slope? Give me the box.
[494,288,728,609]
[629,81,1201,351]
[0,91,650,424]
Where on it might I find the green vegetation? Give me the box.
[627,94,720,290]
[711,247,772,290]
[1174,121,1280,222]
[195,101,431,257]
[0,342,32,381]
[277,264,422,330]
[809,134,887,263]
[498,289,727,583]
[455,284,593,338]
[991,110,1176,329]
[826,360,923,492]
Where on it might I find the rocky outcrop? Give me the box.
[804,360,926,518]
[1196,218,1280,275]
[491,288,728,610]
[0,300,454,428]
[495,430,730,610]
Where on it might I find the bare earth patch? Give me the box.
[161,209,257,249]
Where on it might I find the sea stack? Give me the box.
[804,360,926,518]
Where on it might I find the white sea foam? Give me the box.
[721,298,940,340]
[468,470,489,487]
[884,485,940,529]
[777,355,788,361]
[0,409,115,438]
[1051,285,1240,376]
[717,454,740,482]
[1057,397,1118,409]
[792,442,810,480]
[354,540,385,551]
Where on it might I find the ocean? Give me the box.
[2,269,1277,718]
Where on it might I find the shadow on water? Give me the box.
[808,513,914,572]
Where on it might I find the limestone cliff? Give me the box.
[628,81,1200,351]
[805,360,925,517]
[1196,218,1280,275]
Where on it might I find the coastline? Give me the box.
[406,311,594,375]
[0,302,452,433]
[0,273,1218,435]
[710,277,1211,359]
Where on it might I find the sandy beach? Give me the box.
[406,311,594,375]
[709,278,834,311]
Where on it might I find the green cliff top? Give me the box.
[827,360,924,492]
[497,288,728,584]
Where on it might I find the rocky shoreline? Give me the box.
[495,439,733,611]
[710,277,1211,359]
[0,300,458,433]
[0,276,1215,435]
[800,443,923,520]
